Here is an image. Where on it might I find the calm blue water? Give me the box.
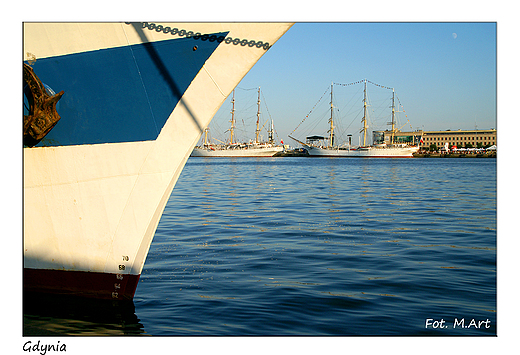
[24,157,496,336]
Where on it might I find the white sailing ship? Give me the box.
[191,87,283,157]
[290,79,420,158]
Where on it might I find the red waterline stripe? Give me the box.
[23,268,140,300]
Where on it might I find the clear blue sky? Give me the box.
[211,22,496,144]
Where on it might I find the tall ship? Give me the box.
[23,22,292,299]
[290,79,420,157]
[191,87,284,157]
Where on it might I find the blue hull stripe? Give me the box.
[25,33,227,146]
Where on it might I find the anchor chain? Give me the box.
[130,22,272,50]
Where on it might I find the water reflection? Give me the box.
[23,292,145,336]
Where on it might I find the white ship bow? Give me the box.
[23,22,292,299]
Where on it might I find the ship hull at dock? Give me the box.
[23,22,292,299]
[305,145,419,158]
[191,145,283,157]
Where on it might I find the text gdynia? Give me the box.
[23,340,66,354]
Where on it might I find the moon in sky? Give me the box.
[452,33,457,39]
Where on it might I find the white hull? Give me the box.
[191,145,283,157]
[23,22,292,298]
[305,145,419,157]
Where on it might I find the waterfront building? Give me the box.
[374,129,496,150]
[373,130,423,145]
[418,129,496,150]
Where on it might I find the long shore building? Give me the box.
[375,129,497,149]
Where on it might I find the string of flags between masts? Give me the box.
[289,79,421,158]
[191,87,284,157]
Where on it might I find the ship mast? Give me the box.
[203,127,209,147]
[329,82,334,148]
[229,89,236,144]
[362,79,368,146]
[255,87,261,144]
[268,119,274,144]
[391,88,396,145]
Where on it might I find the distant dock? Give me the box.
[274,150,496,158]
[413,152,496,158]
[274,149,309,157]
